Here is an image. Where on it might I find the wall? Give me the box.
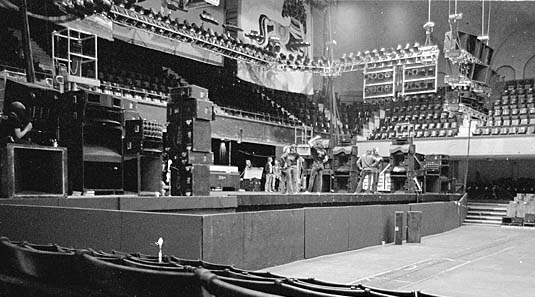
[466,159,535,184]
[311,1,535,94]
[0,200,463,270]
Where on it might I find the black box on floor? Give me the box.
[124,154,162,194]
[0,144,68,198]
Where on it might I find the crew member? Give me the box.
[264,157,274,192]
[355,150,381,193]
[307,136,328,193]
[282,144,300,194]
[370,148,383,193]
[0,101,33,144]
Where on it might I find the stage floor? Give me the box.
[0,191,461,213]
[266,225,535,297]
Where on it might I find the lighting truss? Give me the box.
[444,74,491,95]
[444,47,485,65]
[107,5,277,66]
[298,44,440,77]
[53,2,440,77]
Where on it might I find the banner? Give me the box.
[238,0,313,95]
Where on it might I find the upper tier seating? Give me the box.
[473,79,535,136]
[370,93,462,140]
[337,91,462,140]
[339,99,383,136]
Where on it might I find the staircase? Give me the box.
[12,29,53,72]
[464,202,507,226]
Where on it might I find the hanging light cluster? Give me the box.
[324,44,440,77]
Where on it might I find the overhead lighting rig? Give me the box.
[107,4,276,66]
[444,46,485,65]
[303,43,440,77]
[53,1,439,77]
[54,1,279,66]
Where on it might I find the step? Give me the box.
[463,218,502,225]
[466,215,503,221]
[463,221,501,227]
[468,203,508,209]
[467,210,507,216]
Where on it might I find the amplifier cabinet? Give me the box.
[121,98,140,122]
[167,99,213,122]
[209,171,240,191]
[174,150,213,166]
[171,163,210,196]
[170,85,209,101]
[125,138,163,154]
[124,119,163,154]
[167,119,211,153]
[0,143,67,198]
[125,120,164,139]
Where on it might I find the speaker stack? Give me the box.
[167,85,214,196]
[349,146,359,192]
[123,119,164,194]
[424,154,451,193]
[389,138,424,193]
[59,90,124,194]
[332,146,356,193]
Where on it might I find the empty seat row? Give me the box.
[369,128,459,140]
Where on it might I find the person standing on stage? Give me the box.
[355,150,381,193]
[370,147,383,193]
[282,144,300,194]
[297,155,306,192]
[264,157,274,192]
[279,150,289,194]
[307,136,329,193]
[273,159,282,192]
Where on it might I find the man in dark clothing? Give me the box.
[307,136,328,193]
[0,101,33,144]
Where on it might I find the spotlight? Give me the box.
[200,10,219,26]
[340,53,347,63]
[222,23,243,32]
[372,48,380,58]
[364,50,371,60]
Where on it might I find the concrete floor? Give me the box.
[265,225,535,297]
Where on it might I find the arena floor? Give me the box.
[266,225,535,297]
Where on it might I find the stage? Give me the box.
[0,192,462,213]
[0,191,467,270]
